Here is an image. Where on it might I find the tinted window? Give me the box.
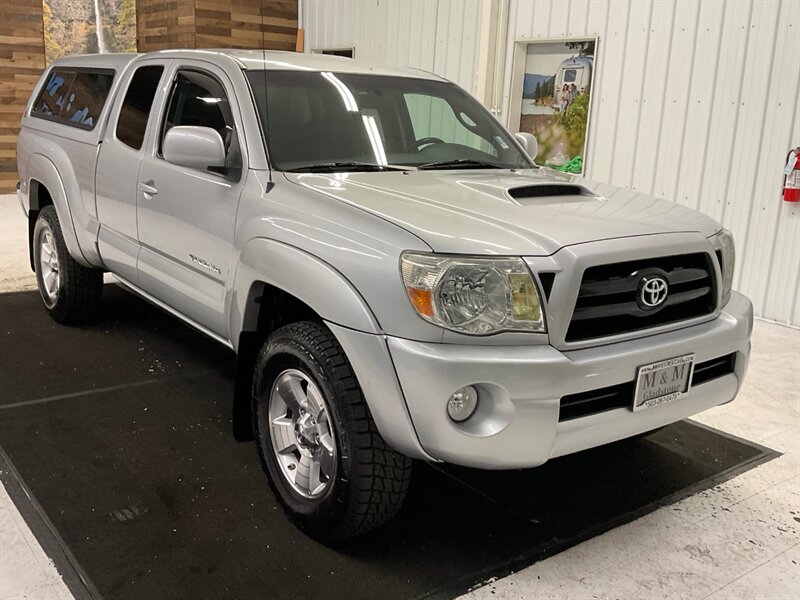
[246,70,530,171]
[160,70,240,174]
[563,69,577,83]
[116,66,164,150]
[32,70,75,117]
[404,94,496,156]
[32,69,114,130]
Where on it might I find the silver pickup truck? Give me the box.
[17,49,752,541]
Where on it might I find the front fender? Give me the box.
[229,237,381,346]
[228,238,431,460]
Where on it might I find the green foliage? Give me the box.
[565,40,596,56]
[554,92,589,157]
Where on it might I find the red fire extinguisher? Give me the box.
[784,147,800,202]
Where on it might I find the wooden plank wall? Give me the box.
[136,0,197,51]
[0,0,296,194]
[137,0,298,52]
[0,0,46,194]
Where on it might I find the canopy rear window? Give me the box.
[31,68,115,131]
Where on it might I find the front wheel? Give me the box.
[252,321,412,542]
[33,206,102,324]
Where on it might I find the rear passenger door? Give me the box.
[96,60,170,284]
[135,62,245,341]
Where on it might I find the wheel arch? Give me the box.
[228,238,403,448]
[230,238,381,350]
[25,154,89,268]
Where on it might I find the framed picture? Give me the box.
[42,0,136,64]
[507,37,597,174]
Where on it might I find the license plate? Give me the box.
[633,354,695,411]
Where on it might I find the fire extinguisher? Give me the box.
[784,147,800,202]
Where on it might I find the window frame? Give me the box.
[31,66,116,131]
[114,64,166,151]
[562,69,579,83]
[245,70,531,172]
[156,67,242,179]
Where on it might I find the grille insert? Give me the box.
[566,253,717,342]
[558,353,736,422]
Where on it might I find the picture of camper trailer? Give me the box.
[517,39,597,174]
[555,55,593,104]
[521,54,594,116]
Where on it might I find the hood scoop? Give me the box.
[507,183,598,204]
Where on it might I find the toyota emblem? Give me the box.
[638,275,669,309]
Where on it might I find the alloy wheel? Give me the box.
[268,369,337,498]
[38,228,60,306]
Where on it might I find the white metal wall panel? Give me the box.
[304,0,478,91]
[304,0,799,326]
[498,0,799,326]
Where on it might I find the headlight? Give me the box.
[400,252,545,334]
[716,229,735,302]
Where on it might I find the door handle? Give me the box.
[138,180,158,198]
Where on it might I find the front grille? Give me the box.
[558,353,736,422]
[566,253,717,342]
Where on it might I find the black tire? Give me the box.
[33,206,103,324]
[252,321,412,542]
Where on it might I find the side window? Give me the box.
[160,69,241,176]
[116,65,164,150]
[404,94,496,156]
[32,70,75,117]
[32,69,114,130]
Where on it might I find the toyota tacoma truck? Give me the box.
[16,50,752,541]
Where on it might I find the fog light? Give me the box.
[447,385,479,422]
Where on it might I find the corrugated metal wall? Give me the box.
[304,0,481,87]
[304,0,800,326]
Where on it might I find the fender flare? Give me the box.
[229,238,432,459]
[229,237,381,347]
[25,153,90,266]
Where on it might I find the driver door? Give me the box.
[136,62,245,341]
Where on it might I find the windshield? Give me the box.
[246,70,532,172]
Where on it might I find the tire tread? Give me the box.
[253,320,412,541]
[35,206,102,324]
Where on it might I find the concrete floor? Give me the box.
[0,194,798,599]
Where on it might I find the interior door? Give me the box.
[136,63,245,340]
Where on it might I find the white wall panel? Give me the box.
[304,0,799,326]
[304,0,478,92]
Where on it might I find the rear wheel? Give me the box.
[252,321,412,542]
[33,206,102,324]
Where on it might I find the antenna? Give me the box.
[260,0,272,186]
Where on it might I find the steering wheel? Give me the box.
[406,136,445,153]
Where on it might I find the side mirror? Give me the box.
[163,126,226,171]
[514,132,539,162]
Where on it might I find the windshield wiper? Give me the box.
[287,162,404,173]
[417,158,504,170]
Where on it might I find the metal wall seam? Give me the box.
[302,0,799,326]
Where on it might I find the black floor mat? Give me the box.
[0,287,777,600]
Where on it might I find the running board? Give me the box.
[111,275,234,351]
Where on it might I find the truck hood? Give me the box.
[285,168,721,256]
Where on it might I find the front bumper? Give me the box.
[385,291,752,469]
